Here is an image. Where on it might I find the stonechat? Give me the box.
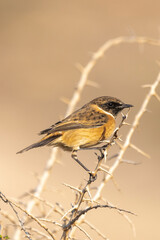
[17,96,133,172]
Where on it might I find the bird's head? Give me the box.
[91,96,133,117]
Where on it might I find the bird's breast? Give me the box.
[61,115,115,150]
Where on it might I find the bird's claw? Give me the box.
[88,171,97,182]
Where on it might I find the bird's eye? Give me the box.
[107,102,114,107]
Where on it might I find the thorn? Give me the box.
[84,219,108,240]
[60,205,77,221]
[122,214,136,237]
[62,183,82,194]
[117,136,123,142]
[98,167,112,176]
[94,152,98,157]
[108,154,118,161]
[60,97,70,105]
[86,80,100,88]
[55,202,65,212]
[100,163,110,169]
[75,63,84,72]
[86,186,93,203]
[121,159,142,165]
[115,141,123,149]
[144,108,152,113]
[130,143,150,158]
[83,198,100,205]
[55,159,63,166]
[142,84,151,88]
[123,122,131,126]
[111,176,121,192]
[154,92,160,102]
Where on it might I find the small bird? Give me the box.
[17,96,133,172]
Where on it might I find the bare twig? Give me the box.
[75,225,93,240]
[0,209,17,225]
[38,218,62,228]
[11,201,57,240]
[26,227,53,240]
[64,203,135,231]
[129,143,150,158]
[118,213,136,237]
[0,192,32,240]
[84,220,109,240]
[62,183,82,194]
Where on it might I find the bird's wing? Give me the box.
[39,104,109,135]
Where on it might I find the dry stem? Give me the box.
[2,36,159,240]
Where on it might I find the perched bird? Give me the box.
[17,96,133,172]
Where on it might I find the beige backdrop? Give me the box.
[0,1,160,239]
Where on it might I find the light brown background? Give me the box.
[0,1,160,239]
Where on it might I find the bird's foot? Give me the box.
[88,171,97,183]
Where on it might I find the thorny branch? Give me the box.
[63,203,135,232]
[14,37,160,239]
[0,192,57,240]
[0,36,159,240]
[68,71,160,239]
[61,111,131,238]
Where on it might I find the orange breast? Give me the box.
[61,115,115,150]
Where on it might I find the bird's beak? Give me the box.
[121,103,134,109]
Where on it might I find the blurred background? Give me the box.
[0,0,160,239]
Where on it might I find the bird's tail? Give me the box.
[17,133,61,154]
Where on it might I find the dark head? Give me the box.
[90,96,133,117]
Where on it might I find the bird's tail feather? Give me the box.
[17,133,61,154]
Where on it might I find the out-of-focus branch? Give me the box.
[94,71,160,199]
[69,36,160,117]
[13,36,160,239]
[69,71,160,238]
[13,40,93,240]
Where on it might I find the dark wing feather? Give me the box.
[39,127,53,135]
[17,133,61,154]
[39,104,108,135]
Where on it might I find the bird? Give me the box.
[17,96,133,172]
